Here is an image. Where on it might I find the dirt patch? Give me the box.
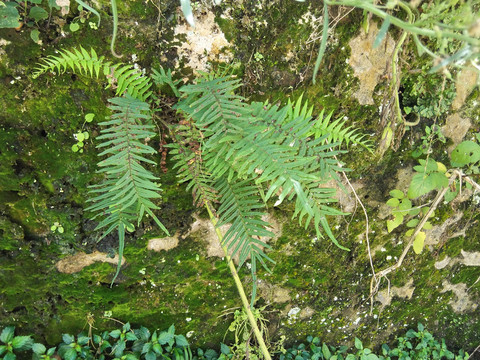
[440,280,478,313]
[441,113,471,150]
[375,278,415,307]
[174,10,232,73]
[147,236,179,252]
[56,251,125,274]
[435,250,480,269]
[348,21,395,105]
[257,281,290,303]
[452,66,479,111]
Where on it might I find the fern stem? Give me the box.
[204,203,272,360]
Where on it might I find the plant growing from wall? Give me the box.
[371,136,480,298]
[31,45,374,359]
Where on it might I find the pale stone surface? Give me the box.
[174,10,232,73]
[435,250,480,269]
[56,251,125,274]
[441,280,478,313]
[147,236,179,252]
[452,66,479,110]
[348,21,395,105]
[441,113,471,150]
[376,278,415,307]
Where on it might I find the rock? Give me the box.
[348,21,395,105]
[56,251,125,274]
[147,236,179,252]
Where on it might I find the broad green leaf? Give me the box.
[451,141,480,167]
[1,326,15,343]
[322,343,331,359]
[0,345,6,356]
[175,335,189,347]
[125,332,137,341]
[0,3,20,28]
[444,188,458,203]
[220,343,230,355]
[158,331,173,345]
[85,113,95,122]
[406,219,419,228]
[386,198,399,207]
[407,172,447,199]
[76,132,85,142]
[109,330,121,339]
[413,231,426,254]
[355,337,363,350]
[398,198,412,211]
[4,351,16,360]
[29,6,49,21]
[77,336,89,346]
[63,348,77,360]
[62,334,75,345]
[114,339,126,358]
[389,189,404,199]
[387,213,403,233]
[145,350,155,360]
[69,22,80,32]
[405,229,414,237]
[32,343,46,354]
[422,221,432,230]
[12,336,34,351]
[30,29,41,43]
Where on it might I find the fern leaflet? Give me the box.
[86,96,169,283]
[33,47,152,101]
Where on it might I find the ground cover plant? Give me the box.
[0,324,471,360]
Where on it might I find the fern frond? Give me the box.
[167,121,218,207]
[176,76,349,259]
[309,108,373,153]
[33,47,152,101]
[86,96,169,283]
[215,176,274,305]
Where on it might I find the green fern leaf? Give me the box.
[176,75,349,257]
[33,47,152,101]
[86,95,169,284]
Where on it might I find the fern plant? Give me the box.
[34,48,362,360]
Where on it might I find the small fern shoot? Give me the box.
[33,47,152,101]
[86,96,169,284]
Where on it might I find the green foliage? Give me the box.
[278,324,468,360]
[32,47,152,101]
[407,159,449,199]
[402,70,456,119]
[85,96,169,284]
[292,95,373,153]
[411,125,446,159]
[0,326,35,360]
[1,324,468,360]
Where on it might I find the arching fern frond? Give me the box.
[33,47,152,100]
[308,108,373,153]
[86,96,169,284]
[175,75,350,262]
[282,94,373,152]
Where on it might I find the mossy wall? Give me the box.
[1,0,479,355]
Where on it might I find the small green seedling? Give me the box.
[50,222,64,234]
[72,113,94,153]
